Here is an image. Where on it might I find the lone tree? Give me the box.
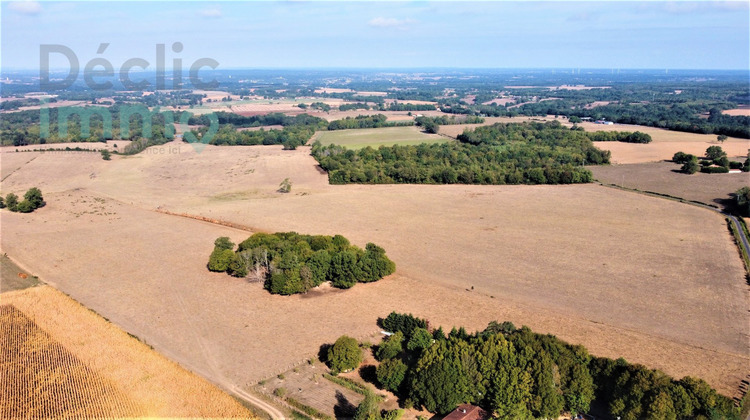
[327,335,362,374]
[705,145,726,161]
[101,149,111,160]
[4,193,19,212]
[278,178,292,193]
[735,186,750,216]
[681,157,699,174]
[717,134,728,144]
[24,187,45,209]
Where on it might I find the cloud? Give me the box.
[368,17,416,30]
[199,8,222,18]
[7,1,42,15]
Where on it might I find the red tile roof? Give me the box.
[442,404,488,420]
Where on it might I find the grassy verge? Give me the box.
[285,397,333,420]
[726,217,750,281]
[322,373,370,397]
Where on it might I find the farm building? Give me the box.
[442,404,488,420]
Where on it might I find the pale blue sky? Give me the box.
[2,1,749,70]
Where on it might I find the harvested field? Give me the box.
[312,126,449,149]
[0,304,142,417]
[482,97,515,106]
[589,161,750,207]
[320,109,444,122]
[1,142,747,398]
[314,88,354,94]
[0,286,254,418]
[584,101,613,109]
[722,105,750,116]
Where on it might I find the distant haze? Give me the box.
[1,1,749,71]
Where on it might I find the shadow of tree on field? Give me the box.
[333,390,357,419]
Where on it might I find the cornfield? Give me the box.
[0,304,143,417]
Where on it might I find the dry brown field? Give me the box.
[0,100,91,113]
[722,105,750,116]
[314,88,354,94]
[354,91,388,96]
[482,97,515,106]
[1,142,747,398]
[589,161,750,207]
[0,286,254,418]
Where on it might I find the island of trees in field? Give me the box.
[313,121,611,185]
[207,232,395,295]
[0,187,45,213]
[673,146,750,175]
[325,312,740,420]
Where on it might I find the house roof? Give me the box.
[443,404,488,420]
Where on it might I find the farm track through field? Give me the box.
[1,154,38,182]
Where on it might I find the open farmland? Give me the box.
[1,141,747,399]
[311,125,449,149]
[589,161,750,207]
[0,286,254,418]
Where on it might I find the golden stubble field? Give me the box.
[0,286,253,418]
[0,142,748,397]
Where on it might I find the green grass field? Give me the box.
[312,126,451,149]
[1,255,40,292]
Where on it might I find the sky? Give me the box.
[1,1,749,71]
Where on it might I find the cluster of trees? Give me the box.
[313,141,598,185]
[312,122,609,184]
[352,312,739,420]
[673,146,748,174]
[584,130,652,143]
[735,186,750,217]
[195,125,316,150]
[310,102,332,112]
[414,115,485,134]
[386,102,436,112]
[1,187,45,213]
[338,102,372,112]
[312,121,607,185]
[188,111,327,129]
[415,115,484,126]
[207,232,395,295]
[1,106,182,146]
[327,114,412,130]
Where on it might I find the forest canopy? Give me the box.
[363,312,740,420]
[312,121,610,185]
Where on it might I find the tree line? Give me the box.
[583,130,652,143]
[312,121,609,185]
[327,114,413,130]
[326,312,740,420]
[192,124,316,150]
[1,106,184,146]
[188,111,327,129]
[207,232,395,295]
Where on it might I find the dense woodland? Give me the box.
[0,106,183,146]
[207,232,395,295]
[333,312,740,420]
[327,114,413,130]
[312,121,609,185]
